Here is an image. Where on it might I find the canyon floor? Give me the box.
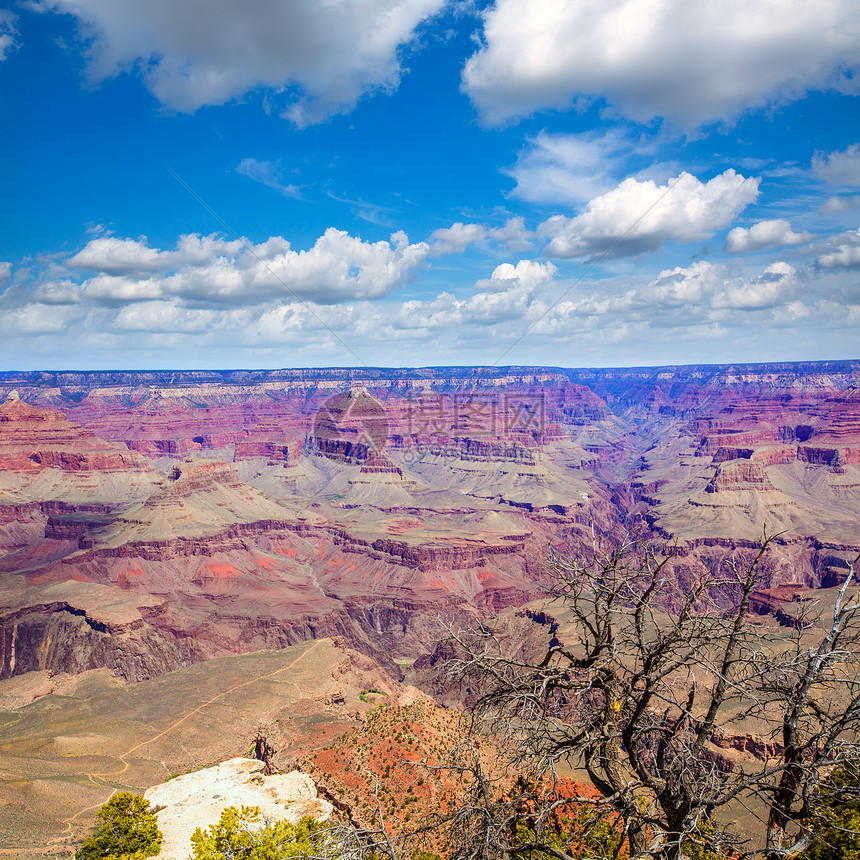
[1,361,859,852]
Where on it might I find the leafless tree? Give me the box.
[433,530,860,860]
[756,565,860,860]
[253,729,277,775]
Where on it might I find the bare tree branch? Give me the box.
[436,533,860,860]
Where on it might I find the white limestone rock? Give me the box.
[144,758,333,860]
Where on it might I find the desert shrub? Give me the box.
[801,762,860,860]
[190,806,329,860]
[75,792,162,860]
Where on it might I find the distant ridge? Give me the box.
[2,358,860,389]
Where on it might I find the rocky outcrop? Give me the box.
[312,436,374,463]
[145,758,333,860]
[709,729,781,760]
[705,461,776,493]
[359,451,402,474]
[798,445,860,466]
[0,393,145,473]
[234,440,291,461]
[456,437,537,463]
[749,586,811,627]
[711,446,797,465]
[159,459,244,495]
[0,582,179,682]
[44,512,115,540]
[365,536,525,570]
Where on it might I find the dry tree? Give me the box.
[432,530,860,860]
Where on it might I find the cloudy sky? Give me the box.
[2,0,859,370]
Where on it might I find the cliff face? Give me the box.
[0,581,179,681]
[0,394,146,473]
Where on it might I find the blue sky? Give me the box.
[1,0,859,370]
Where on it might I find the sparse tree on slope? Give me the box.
[191,806,331,860]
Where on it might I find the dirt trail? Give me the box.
[11,639,325,857]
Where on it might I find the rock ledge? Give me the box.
[144,757,333,859]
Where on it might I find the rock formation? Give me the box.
[144,758,333,860]
[0,392,145,474]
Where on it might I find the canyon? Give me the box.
[1,361,859,851]
[1,362,860,682]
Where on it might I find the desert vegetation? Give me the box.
[800,761,860,860]
[190,807,330,860]
[74,793,162,860]
[299,699,503,850]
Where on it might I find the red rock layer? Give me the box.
[683,383,860,466]
[0,396,143,473]
[705,461,777,493]
[0,372,616,467]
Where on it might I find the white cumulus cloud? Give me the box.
[559,260,798,317]
[488,216,534,251]
[540,170,760,259]
[462,0,860,127]
[67,234,246,275]
[724,219,814,253]
[812,144,860,187]
[39,0,445,125]
[429,222,487,255]
[816,229,860,269]
[428,217,535,255]
[67,237,173,275]
[474,259,557,292]
[712,262,798,310]
[641,261,720,309]
[65,229,430,304]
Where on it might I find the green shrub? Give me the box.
[75,792,162,860]
[801,763,860,860]
[191,806,329,860]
